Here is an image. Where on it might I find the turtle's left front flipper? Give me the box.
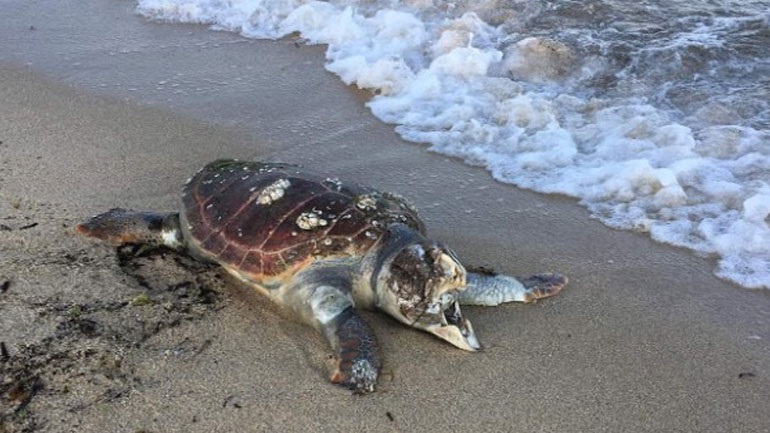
[458,271,568,306]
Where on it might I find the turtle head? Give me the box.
[374,239,480,352]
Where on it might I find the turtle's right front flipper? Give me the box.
[76,208,182,249]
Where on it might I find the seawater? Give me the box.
[135,0,770,289]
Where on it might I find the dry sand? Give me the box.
[2,1,770,432]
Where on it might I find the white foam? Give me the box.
[136,0,770,289]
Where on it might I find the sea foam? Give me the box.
[136,0,770,289]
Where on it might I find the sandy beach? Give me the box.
[2,1,770,432]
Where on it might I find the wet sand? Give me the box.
[2,1,770,432]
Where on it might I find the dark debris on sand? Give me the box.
[0,246,226,432]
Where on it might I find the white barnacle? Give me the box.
[364,230,378,239]
[296,212,328,230]
[323,177,343,191]
[355,194,377,212]
[256,178,291,205]
[350,359,377,392]
[161,228,180,248]
[322,238,332,246]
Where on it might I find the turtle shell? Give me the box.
[181,159,424,281]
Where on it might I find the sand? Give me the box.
[2,1,770,432]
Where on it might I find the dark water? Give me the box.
[474,0,770,129]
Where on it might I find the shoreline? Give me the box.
[1,1,770,431]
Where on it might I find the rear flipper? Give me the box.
[76,208,182,249]
[458,270,568,306]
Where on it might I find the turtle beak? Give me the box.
[421,250,480,351]
[424,299,481,352]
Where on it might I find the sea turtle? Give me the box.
[77,159,567,392]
